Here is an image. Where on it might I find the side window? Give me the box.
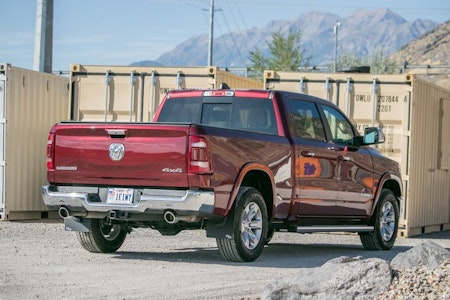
[321,105,355,145]
[289,100,326,141]
[232,99,277,135]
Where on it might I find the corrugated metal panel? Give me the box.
[212,66,261,90]
[406,77,450,235]
[70,64,260,122]
[264,70,450,237]
[439,98,450,169]
[0,70,6,217]
[0,63,70,220]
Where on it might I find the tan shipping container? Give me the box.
[70,64,261,122]
[0,64,70,220]
[264,70,450,237]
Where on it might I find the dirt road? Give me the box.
[1,220,449,300]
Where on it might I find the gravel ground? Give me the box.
[377,260,450,300]
[1,220,450,300]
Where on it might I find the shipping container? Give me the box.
[70,64,261,122]
[264,70,450,237]
[0,64,70,220]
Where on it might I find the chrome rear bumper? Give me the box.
[42,185,215,217]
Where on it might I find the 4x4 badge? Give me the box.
[109,143,125,161]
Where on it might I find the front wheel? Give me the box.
[360,189,399,250]
[216,187,268,262]
[76,218,128,253]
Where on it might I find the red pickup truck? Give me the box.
[42,88,402,262]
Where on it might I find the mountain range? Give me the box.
[391,19,450,89]
[131,8,439,68]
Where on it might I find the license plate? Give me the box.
[107,188,134,205]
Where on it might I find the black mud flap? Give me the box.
[206,215,234,239]
[64,217,91,232]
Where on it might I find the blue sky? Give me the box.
[2,0,449,71]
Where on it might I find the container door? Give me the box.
[0,75,5,219]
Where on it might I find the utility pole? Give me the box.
[33,0,53,73]
[207,0,214,66]
[333,21,341,73]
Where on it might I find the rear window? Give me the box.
[157,97,277,135]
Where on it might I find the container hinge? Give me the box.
[0,161,5,166]
[324,77,331,100]
[176,70,183,89]
[0,118,5,124]
[150,70,156,85]
[346,76,353,92]
[324,77,331,92]
[299,76,306,93]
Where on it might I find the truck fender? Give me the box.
[226,163,275,215]
[370,172,402,217]
[206,164,275,239]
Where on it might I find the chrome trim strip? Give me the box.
[296,225,374,233]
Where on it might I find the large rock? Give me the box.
[262,256,392,300]
[390,241,450,271]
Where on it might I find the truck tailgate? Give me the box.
[50,123,190,187]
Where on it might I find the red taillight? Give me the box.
[188,136,211,174]
[46,133,55,170]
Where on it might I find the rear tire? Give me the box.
[360,189,399,250]
[216,187,268,262]
[77,218,128,253]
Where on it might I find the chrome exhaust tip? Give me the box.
[163,210,179,224]
[58,206,70,218]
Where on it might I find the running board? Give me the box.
[296,225,374,233]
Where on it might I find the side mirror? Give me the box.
[363,127,385,145]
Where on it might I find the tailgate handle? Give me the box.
[106,129,127,138]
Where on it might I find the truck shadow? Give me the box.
[111,242,414,268]
[257,242,412,268]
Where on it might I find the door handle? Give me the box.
[338,155,351,161]
[328,146,344,152]
[301,151,315,157]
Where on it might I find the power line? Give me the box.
[223,0,245,33]
[216,10,246,66]
[230,0,249,32]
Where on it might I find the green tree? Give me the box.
[249,29,311,78]
[248,50,269,77]
[334,52,363,72]
[367,48,397,74]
